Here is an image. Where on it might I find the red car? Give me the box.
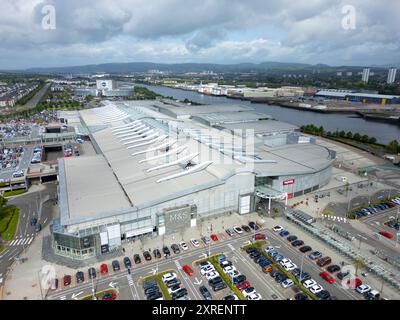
[102,292,117,300]
[182,265,194,276]
[347,278,362,289]
[210,234,218,241]
[236,280,250,291]
[379,231,393,239]
[253,233,267,240]
[63,275,71,286]
[319,271,335,284]
[100,263,108,275]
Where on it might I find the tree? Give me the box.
[387,140,399,154]
[346,131,353,139]
[353,133,361,141]
[339,130,346,138]
[361,135,370,143]
[368,137,377,144]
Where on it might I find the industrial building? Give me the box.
[315,89,400,105]
[53,100,335,260]
[74,80,134,97]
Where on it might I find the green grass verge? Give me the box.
[142,270,173,300]
[0,206,20,241]
[81,288,118,300]
[241,243,318,300]
[3,189,27,198]
[0,244,4,253]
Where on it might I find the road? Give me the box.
[0,185,57,284]
[47,229,362,301]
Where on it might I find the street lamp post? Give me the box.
[299,254,305,282]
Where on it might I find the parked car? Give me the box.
[190,239,200,247]
[123,257,132,269]
[299,245,312,253]
[34,223,41,232]
[281,279,294,288]
[356,284,371,294]
[63,275,72,286]
[236,280,251,291]
[272,225,283,232]
[199,285,212,300]
[291,240,304,247]
[295,292,309,300]
[134,254,141,264]
[143,251,152,261]
[320,271,335,284]
[101,291,117,300]
[337,271,350,280]
[225,228,235,237]
[162,246,171,257]
[248,221,259,230]
[100,263,108,275]
[347,278,362,289]
[201,236,211,244]
[327,265,341,273]
[210,234,218,241]
[211,281,227,292]
[316,290,331,300]
[75,271,85,283]
[179,241,189,251]
[253,233,267,240]
[233,226,243,234]
[112,260,120,271]
[287,235,298,242]
[162,272,177,283]
[171,244,180,254]
[279,230,290,237]
[309,251,323,260]
[241,225,251,232]
[317,256,332,267]
[88,267,96,279]
[153,249,161,259]
[30,217,37,226]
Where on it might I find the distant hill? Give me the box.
[8,61,398,75]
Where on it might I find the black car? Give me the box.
[287,235,298,242]
[327,265,341,273]
[172,288,188,300]
[292,240,304,247]
[254,256,264,264]
[163,246,171,257]
[297,272,311,282]
[337,271,350,280]
[275,273,288,284]
[88,267,96,279]
[212,281,227,292]
[143,251,152,261]
[295,292,309,300]
[248,221,259,230]
[208,276,223,286]
[145,286,160,296]
[232,274,246,285]
[299,245,312,253]
[270,269,280,278]
[291,268,301,276]
[134,254,141,264]
[223,294,237,300]
[199,285,212,300]
[30,217,37,226]
[171,244,180,254]
[241,225,251,232]
[165,278,181,288]
[153,249,161,259]
[316,290,331,300]
[147,292,163,300]
[246,247,258,254]
[112,260,120,271]
[143,279,158,290]
[123,257,132,269]
[76,271,84,283]
[35,223,42,232]
[249,250,261,259]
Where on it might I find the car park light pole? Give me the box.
[299,254,305,282]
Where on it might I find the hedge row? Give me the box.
[142,270,173,300]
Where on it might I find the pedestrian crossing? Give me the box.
[60,295,66,300]
[127,274,134,287]
[174,260,182,269]
[8,236,34,246]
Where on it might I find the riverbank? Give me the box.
[131,82,400,145]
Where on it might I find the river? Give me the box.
[135,83,400,145]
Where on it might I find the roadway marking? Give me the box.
[60,295,66,300]
[126,273,139,300]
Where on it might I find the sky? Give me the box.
[0,0,399,69]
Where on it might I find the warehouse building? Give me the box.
[315,89,400,105]
[53,100,335,260]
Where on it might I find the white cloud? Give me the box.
[0,0,398,68]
